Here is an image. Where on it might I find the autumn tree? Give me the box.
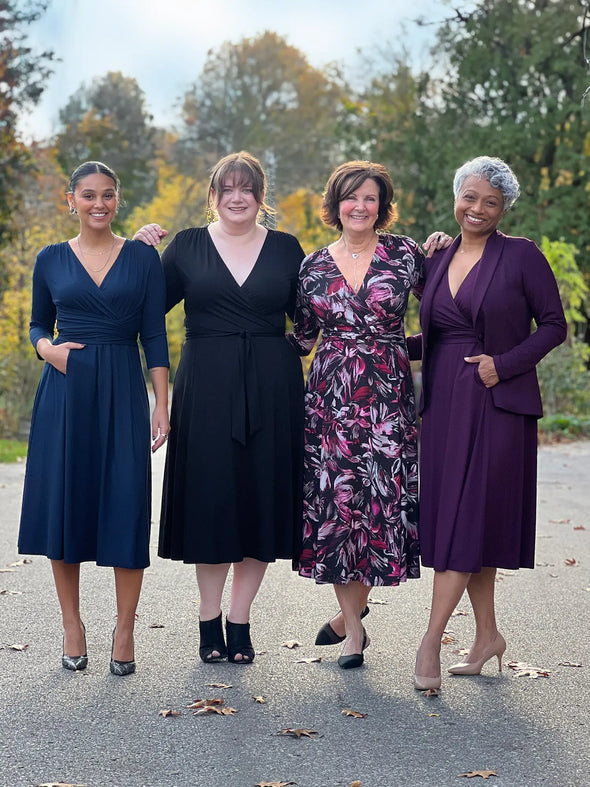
[55,71,159,218]
[176,31,346,195]
[0,0,55,246]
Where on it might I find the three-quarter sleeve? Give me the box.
[493,244,567,381]
[139,246,169,369]
[29,247,57,358]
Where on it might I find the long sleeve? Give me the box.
[288,257,321,357]
[29,246,57,358]
[138,244,169,370]
[493,244,567,381]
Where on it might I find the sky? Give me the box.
[21,0,473,141]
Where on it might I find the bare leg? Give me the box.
[112,567,143,662]
[195,563,231,659]
[415,569,471,679]
[334,581,371,656]
[51,559,85,656]
[323,584,371,640]
[463,567,501,661]
[227,558,268,661]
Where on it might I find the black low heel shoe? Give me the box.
[226,619,254,664]
[110,627,136,676]
[337,631,368,670]
[62,622,88,671]
[199,613,227,663]
[315,605,370,646]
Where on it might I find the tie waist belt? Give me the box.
[186,329,284,446]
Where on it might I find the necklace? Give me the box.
[76,234,116,273]
[341,234,376,291]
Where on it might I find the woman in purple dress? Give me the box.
[411,157,567,691]
[291,161,450,669]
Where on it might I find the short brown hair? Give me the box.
[208,151,274,216]
[321,160,397,231]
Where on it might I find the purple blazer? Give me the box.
[408,230,567,418]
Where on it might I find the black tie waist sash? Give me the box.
[185,328,285,446]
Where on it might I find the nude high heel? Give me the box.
[413,646,441,690]
[448,633,506,675]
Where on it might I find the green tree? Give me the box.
[0,0,55,246]
[55,71,158,218]
[176,31,346,195]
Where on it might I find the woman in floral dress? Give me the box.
[291,161,448,668]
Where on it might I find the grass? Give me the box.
[0,439,28,463]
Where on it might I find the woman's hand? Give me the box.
[464,354,500,388]
[37,339,85,374]
[151,403,170,453]
[133,224,169,246]
[422,232,453,259]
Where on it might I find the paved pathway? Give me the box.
[0,442,589,786]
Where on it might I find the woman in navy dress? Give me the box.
[135,152,305,665]
[411,157,566,691]
[18,161,170,675]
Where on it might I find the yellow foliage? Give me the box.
[584,133,590,157]
[277,189,334,255]
[554,170,573,188]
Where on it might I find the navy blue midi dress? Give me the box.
[18,240,169,569]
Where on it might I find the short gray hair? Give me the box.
[453,156,520,210]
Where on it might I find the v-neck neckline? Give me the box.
[326,244,376,296]
[68,239,126,290]
[448,257,480,301]
[207,227,270,289]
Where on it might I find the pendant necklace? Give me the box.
[341,234,376,291]
[76,234,116,273]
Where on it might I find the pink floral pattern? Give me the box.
[291,234,423,586]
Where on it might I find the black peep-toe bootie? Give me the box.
[226,619,254,664]
[199,612,227,663]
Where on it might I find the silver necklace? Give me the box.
[341,234,376,290]
[76,234,116,273]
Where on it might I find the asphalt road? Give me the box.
[1,441,589,787]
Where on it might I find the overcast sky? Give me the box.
[22,0,475,140]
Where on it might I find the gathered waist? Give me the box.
[55,335,137,347]
[186,328,284,340]
[321,329,405,344]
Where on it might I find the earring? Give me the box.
[206,206,215,224]
[69,206,77,215]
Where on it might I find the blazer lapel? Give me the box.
[470,230,506,324]
[420,236,461,346]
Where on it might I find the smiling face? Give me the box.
[212,175,261,228]
[338,177,380,236]
[454,175,506,239]
[67,173,119,230]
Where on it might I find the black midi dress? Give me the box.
[158,227,305,564]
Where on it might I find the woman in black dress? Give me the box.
[136,152,305,663]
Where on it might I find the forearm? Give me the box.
[149,366,169,409]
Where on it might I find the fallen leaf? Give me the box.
[148,623,165,629]
[367,597,387,604]
[36,783,87,787]
[207,682,233,689]
[218,707,238,715]
[558,661,582,667]
[450,609,469,617]
[341,709,367,718]
[429,713,440,717]
[0,589,22,595]
[193,705,224,715]
[277,728,320,739]
[573,525,586,531]
[253,696,266,703]
[452,648,469,656]
[549,518,570,524]
[441,633,458,644]
[506,661,550,678]
[255,781,297,786]
[294,656,322,663]
[350,782,362,787]
[281,640,301,649]
[535,562,554,567]
[186,698,224,709]
[425,688,439,697]
[564,558,577,566]
[159,709,180,718]
[0,568,16,573]
[8,559,33,567]
[6,643,29,652]
[255,649,268,655]
[549,573,559,578]
[458,771,497,780]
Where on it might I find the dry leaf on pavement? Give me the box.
[187,698,224,710]
[8,559,32,567]
[281,640,301,649]
[295,657,322,664]
[458,771,497,779]
[148,623,165,628]
[564,558,577,566]
[558,661,582,667]
[207,682,233,688]
[367,597,387,604]
[424,688,439,697]
[350,782,362,787]
[342,709,367,718]
[253,696,266,703]
[506,661,550,678]
[159,709,180,718]
[277,728,320,739]
[255,781,297,786]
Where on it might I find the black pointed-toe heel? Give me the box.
[226,619,254,664]
[315,605,370,646]
[62,622,88,671]
[199,613,227,663]
[110,627,136,676]
[337,630,368,670]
